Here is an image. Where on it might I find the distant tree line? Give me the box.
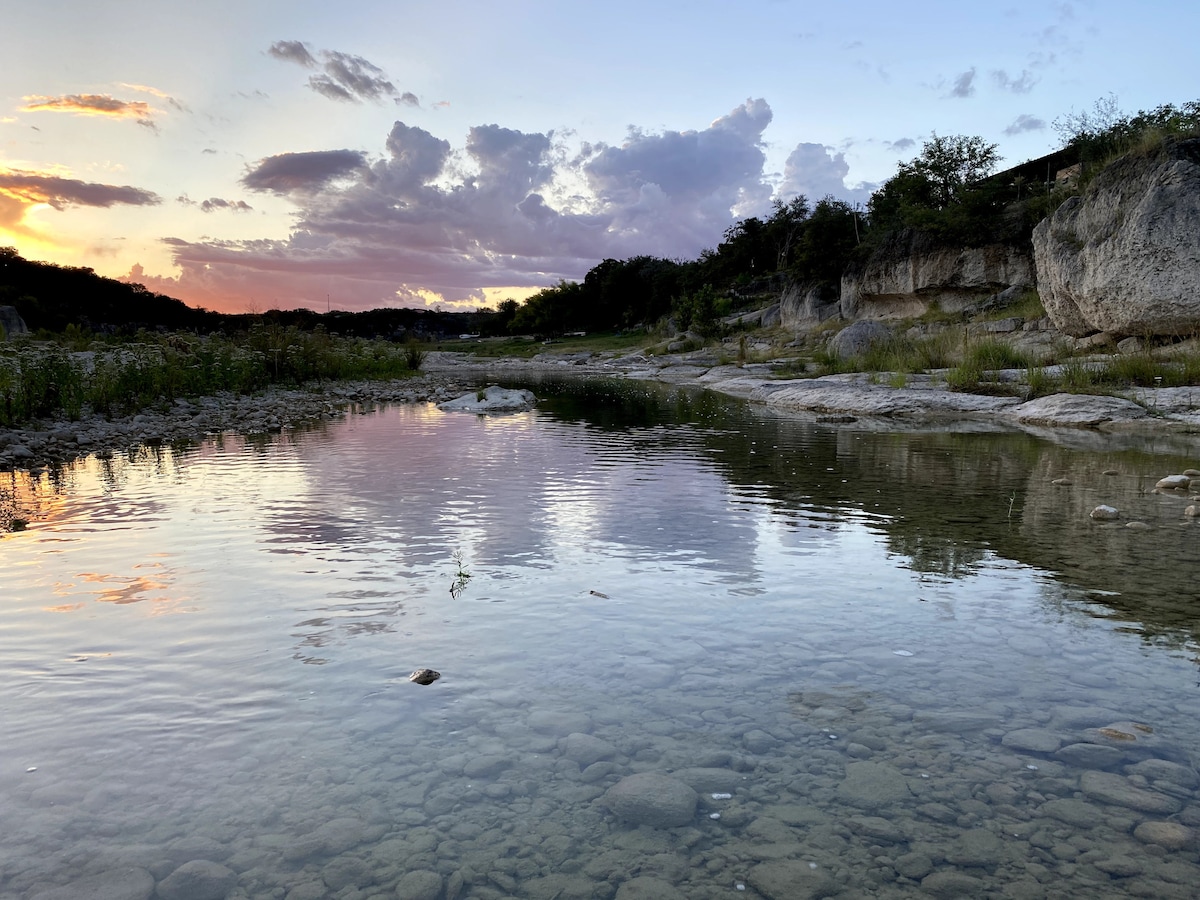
[0,247,491,339]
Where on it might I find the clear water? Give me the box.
[2,379,1198,900]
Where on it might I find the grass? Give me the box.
[0,326,425,428]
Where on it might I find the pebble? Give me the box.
[1090,504,1120,520]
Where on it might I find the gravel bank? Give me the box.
[0,374,471,472]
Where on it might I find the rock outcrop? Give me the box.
[779,282,839,329]
[0,305,29,339]
[1033,138,1200,337]
[840,230,1034,320]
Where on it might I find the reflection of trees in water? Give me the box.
[885,530,988,578]
[530,379,1200,659]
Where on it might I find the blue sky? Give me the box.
[1,0,1195,312]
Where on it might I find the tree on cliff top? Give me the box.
[867,134,1002,241]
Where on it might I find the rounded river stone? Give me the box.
[601,773,697,827]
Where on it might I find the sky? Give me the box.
[1,0,1196,315]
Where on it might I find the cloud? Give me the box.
[178,194,253,213]
[160,100,793,313]
[200,198,253,213]
[0,168,159,238]
[948,68,976,98]
[1003,114,1046,136]
[778,142,869,204]
[992,69,1038,93]
[241,150,369,194]
[268,41,402,104]
[267,40,317,68]
[20,93,157,128]
[118,83,187,111]
[885,137,917,153]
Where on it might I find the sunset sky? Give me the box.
[1,0,1195,314]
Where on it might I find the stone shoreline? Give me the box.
[5,348,1200,473]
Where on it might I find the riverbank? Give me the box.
[5,346,1200,474]
[0,375,471,473]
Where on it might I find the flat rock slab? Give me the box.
[1009,393,1147,427]
[437,386,536,413]
[601,773,697,828]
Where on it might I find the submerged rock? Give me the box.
[600,772,697,827]
[29,867,154,900]
[155,860,237,900]
[1079,770,1181,814]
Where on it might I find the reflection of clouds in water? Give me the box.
[262,404,766,582]
[67,563,178,606]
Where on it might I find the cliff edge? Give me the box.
[1033,138,1200,337]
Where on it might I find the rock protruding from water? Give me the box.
[437,385,536,413]
[1033,138,1200,337]
[600,772,698,827]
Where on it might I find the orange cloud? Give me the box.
[0,167,160,246]
[20,93,156,127]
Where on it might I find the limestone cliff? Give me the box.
[839,229,1034,320]
[779,282,839,330]
[1033,138,1200,337]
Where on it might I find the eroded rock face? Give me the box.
[780,282,840,329]
[840,231,1033,320]
[1033,138,1200,337]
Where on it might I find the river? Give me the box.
[2,378,1198,899]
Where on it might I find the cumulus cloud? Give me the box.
[268,41,403,104]
[1004,114,1047,135]
[948,68,976,98]
[886,137,917,153]
[241,150,368,194]
[20,93,157,128]
[778,143,870,205]
[161,100,793,312]
[0,168,159,238]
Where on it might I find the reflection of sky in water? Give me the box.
[2,388,1199,899]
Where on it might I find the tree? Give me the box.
[898,133,1000,210]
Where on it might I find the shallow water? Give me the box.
[2,380,1199,899]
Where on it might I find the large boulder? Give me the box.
[1033,138,1200,337]
[840,229,1033,320]
[828,320,892,360]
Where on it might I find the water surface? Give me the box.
[2,380,1198,899]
